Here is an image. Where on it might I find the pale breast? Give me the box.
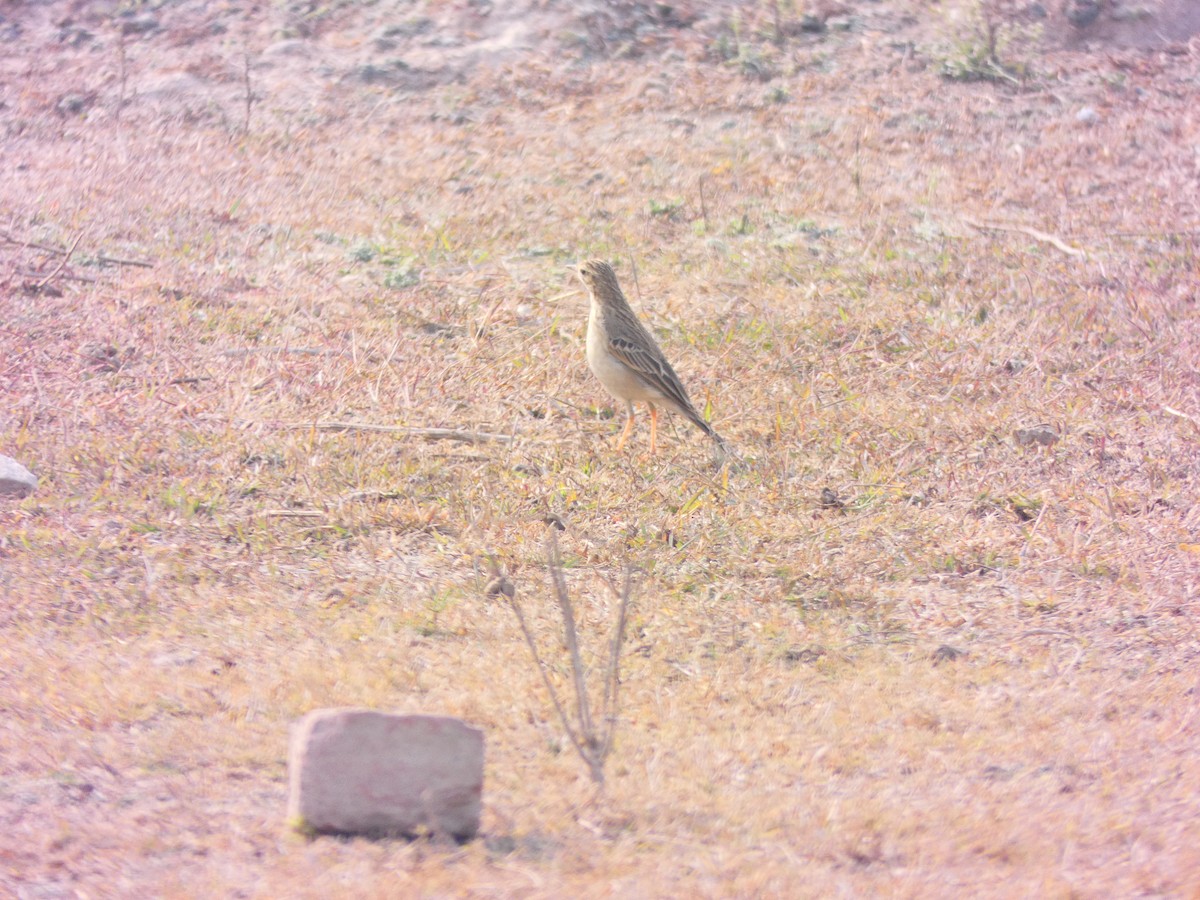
[587,302,669,405]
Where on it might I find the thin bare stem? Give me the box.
[627,252,641,302]
[485,534,634,787]
[116,27,127,125]
[242,51,253,136]
[598,566,632,759]
[0,231,152,268]
[546,531,595,741]
[36,231,84,291]
[281,422,515,444]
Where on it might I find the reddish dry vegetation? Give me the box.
[2,0,1199,895]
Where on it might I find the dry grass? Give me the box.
[2,0,1199,895]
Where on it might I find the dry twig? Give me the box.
[1162,405,1200,435]
[219,347,366,359]
[283,422,515,444]
[35,231,84,290]
[966,219,1088,258]
[0,230,153,268]
[486,530,633,788]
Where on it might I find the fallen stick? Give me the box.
[36,231,84,290]
[95,252,153,269]
[220,347,359,358]
[18,269,96,284]
[1162,405,1200,434]
[287,422,515,444]
[965,219,1088,258]
[1,229,153,268]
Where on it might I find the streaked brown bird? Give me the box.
[576,259,726,455]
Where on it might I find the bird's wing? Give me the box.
[607,333,712,434]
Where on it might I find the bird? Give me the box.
[576,258,726,456]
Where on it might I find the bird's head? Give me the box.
[576,259,621,296]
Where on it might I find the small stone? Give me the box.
[289,710,483,839]
[379,18,434,39]
[138,72,207,102]
[982,764,1017,781]
[350,62,405,85]
[1076,106,1100,125]
[119,15,159,36]
[262,39,311,60]
[1066,0,1100,27]
[1014,425,1059,447]
[485,575,515,600]
[0,455,37,497]
[799,14,827,33]
[56,93,93,116]
[58,26,92,47]
[784,646,826,664]
[931,645,965,665]
[819,487,845,510]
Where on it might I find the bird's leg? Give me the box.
[616,401,636,451]
[649,405,659,456]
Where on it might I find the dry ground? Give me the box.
[2,0,1199,896]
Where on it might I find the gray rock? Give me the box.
[288,710,483,839]
[799,14,827,33]
[1014,425,1059,447]
[1076,106,1100,125]
[1067,0,1101,27]
[0,455,36,497]
[119,15,159,36]
[58,26,93,47]
[57,93,93,116]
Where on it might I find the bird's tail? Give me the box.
[690,412,734,461]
